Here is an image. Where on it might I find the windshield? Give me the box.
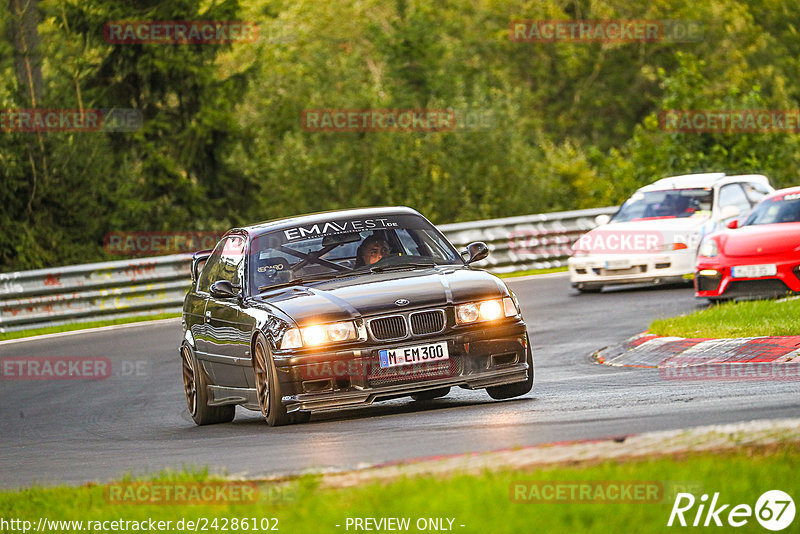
[743,192,800,226]
[248,214,462,293]
[612,188,713,222]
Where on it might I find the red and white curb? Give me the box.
[595,332,800,368]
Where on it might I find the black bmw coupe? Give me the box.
[180,206,533,426]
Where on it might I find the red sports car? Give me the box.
[695,186,800,301]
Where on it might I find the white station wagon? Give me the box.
[568,173,774,292]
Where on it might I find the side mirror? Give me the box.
[191,250,212,282]
[594,214,611,226]
[210,280,240,299]
[718,205,741,220]
[727,219,739,229]
[463,241,489,264]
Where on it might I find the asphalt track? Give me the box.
[1,274,798,489]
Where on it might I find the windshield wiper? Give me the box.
[257,272,356,293]
[369,262,436,273]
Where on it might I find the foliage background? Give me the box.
[1,0,799,270]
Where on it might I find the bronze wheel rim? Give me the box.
[181,345,197,416]
[253,339,270,417]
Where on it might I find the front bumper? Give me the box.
[211,320,531,413]
[695,257,800,299]
[568,251,695,288]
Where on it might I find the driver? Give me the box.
[356,234,391,266]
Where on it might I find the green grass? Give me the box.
[649,297,800,338]
[497,266,568,278]
[1,444,796,534]
[0,313,181,341]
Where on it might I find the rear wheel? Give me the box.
[411,387,451,401]
[181,344,235,425]
[486,343,534,400]
[252,335,312,426]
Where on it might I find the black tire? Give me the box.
[411,387,451,401]
[181,344,235,425]
[486,343,534,400]
[577,286,602,293]
[253,334,292,426]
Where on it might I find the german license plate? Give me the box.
[605,259,631,270]
[379,341,449,369]
[731,264,777,278]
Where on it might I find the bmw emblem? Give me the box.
[395,298,410,307]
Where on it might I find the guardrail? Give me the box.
[0,206,616,333]
[439,206,616,274]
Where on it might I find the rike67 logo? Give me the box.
[668,490,795,530]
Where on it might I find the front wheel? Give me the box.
[181,344,235,425]
[253,334,292,426]
[486,343,534,400]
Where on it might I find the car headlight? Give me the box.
[280,321,359,349]
[698,239,718,258]
[650,242,689,252]
[280,328,303,349]
[456,297,517,325]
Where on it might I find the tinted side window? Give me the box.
[718,184,751,213]
[197,236,246,293]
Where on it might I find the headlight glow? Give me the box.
[302,325,327,346]
[280,321,359,349]
[457,298,518,325]
[479,300,503,321]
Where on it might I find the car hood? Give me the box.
[251,267,508,324]
[720,222,800,257]
[576,216,709,253]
